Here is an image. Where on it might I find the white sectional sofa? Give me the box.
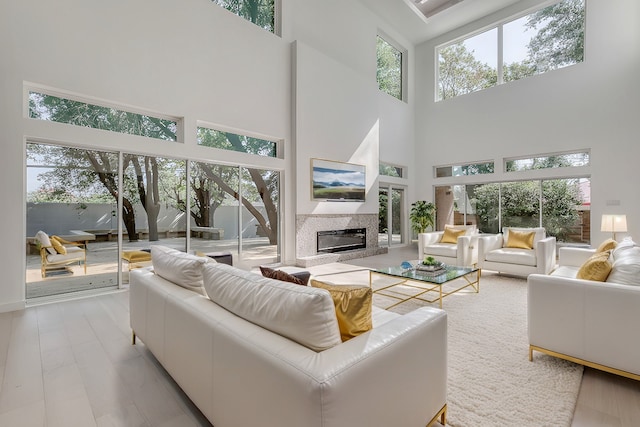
[528,243,640,380]
[129,247,448,427]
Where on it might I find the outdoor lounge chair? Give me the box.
[35,230,87,278]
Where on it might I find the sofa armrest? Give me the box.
[478,234,503,262]
[418,232,444,260]
[528,273,640,376]
[558,247,596,267]
[315,306,447,426]
[456,235,477,266]
[535,236,557,274]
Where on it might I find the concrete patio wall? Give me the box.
[27,203,268,240]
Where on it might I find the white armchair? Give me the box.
[418,225,479,267]
[478,227,556,277]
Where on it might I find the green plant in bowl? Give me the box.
[422,256,438,266]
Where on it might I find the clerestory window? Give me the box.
[437,0,585,101]
[377,35,404,101]
[212,0,276,33]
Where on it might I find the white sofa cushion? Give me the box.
[607,245,640,286]
[46,245,84,262]
[202,263,342,352]
[422,243,458,258]
[151,245,209,293]
[485,247,537,267]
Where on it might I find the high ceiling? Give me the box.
[361,0,539,45]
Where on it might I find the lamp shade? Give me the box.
[601,214,628,233]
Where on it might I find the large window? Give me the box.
[437,0,585,101]
[29,91,178,141]
[197,126,278,158]
[435,177,590,244]
[377,35,403,100]
[212,0,275,33]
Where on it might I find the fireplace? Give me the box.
[317,228,366,254]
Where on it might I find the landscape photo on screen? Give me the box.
[312,159,365,201]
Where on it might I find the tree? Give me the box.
[473,179,581,240]
[438,42,497,100]
[503,61,536,83]
[526,0,585,73]
[214,0,274,32]
[377,36,402,100]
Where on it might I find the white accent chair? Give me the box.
[478,227,556,277]
[418,225,479,267]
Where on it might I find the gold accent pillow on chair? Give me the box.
[440,227,466,244]
[505,230,535,249]
[577,250,612,281]
[310,279,372,342]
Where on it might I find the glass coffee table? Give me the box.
[370,264,480,309]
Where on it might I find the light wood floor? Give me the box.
[0,246,639,426]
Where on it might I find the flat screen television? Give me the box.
[311,158,365,202]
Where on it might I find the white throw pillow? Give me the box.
[151,245,209,293]
[611,237,637,262]
[35,230,56,255]
[202,263,342,352]
[606,245,640,286]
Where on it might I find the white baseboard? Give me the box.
[0,300,26,313]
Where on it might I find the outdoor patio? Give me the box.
[26,237,277,300]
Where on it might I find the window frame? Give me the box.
[376,32,408,102]
[505,149,591,172]
[435,0,585,102]
[196,122,282,159]
[25,85,183,142]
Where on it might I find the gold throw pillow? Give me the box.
[596,238,617,253]
[440,227,466,244]
[310,279,372,342]
[505,230,535,249]
[50,236,67,255]
[576,250,612,281]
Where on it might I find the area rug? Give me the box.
[315,268,583,427]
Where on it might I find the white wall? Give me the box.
[0,0,417,311]
[0,0,290,312]
[415,0,640,243]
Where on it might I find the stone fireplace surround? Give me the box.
[295,214,388,267]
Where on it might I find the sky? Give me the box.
[461,14,537,67]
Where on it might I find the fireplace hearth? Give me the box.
[317,228,366,254]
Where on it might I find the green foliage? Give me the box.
[213,0,274,32]
[29,92,177,141]
[503,61,536,83]
[377,36,402,100]
[438,0,584,97]
[378,191,388,233]
[473,180,581,240]
[438,42,497,100]
[526,0,585,73]
[379,164,402,178]
[197,128,276,157]
[410,201,436,234]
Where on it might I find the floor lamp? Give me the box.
[601,214,627,241]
